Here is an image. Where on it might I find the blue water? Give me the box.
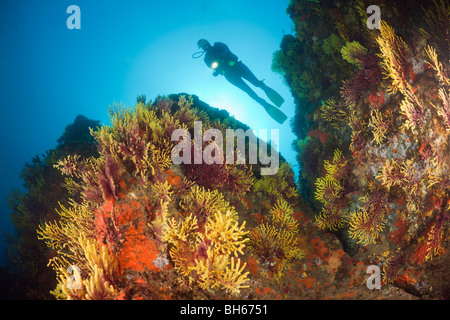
[0,0,296,267]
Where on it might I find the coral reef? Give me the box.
[26,95,313,300]
[274,0,450,299]
[5,115,99,299]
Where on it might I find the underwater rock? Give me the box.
[273,0,450,299]
[21,93,419,300]
[57,114,100,146]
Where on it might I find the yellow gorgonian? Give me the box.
[376,20,410,94]
[248,223,304,278]
[369,109,393,145]
[348,209,385,246]
[341,41,367,67]
[376,158,402,191]
[314,176,343,204]
[270,198,299,235]
[315,207,346,231]
[163,209,249,295]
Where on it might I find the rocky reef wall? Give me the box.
[272,0,450,298]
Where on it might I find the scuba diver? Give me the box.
[193,39,287,124]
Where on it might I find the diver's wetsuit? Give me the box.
[203,42,267,104]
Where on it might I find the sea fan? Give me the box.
[382,249,408,284]
[320,99,349,128]
[349,208,385,246]
[425,210,449,261]
[248,223,303,277]
[340,53,381,105]
[163,210,249,295]
[376,21,412,95]
[341,41,367,68]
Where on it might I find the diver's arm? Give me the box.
[213,69,225,77]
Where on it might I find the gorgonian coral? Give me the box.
[252,161,297,204]
[320,99,349,128]
[173,95,211,129]
[376,20,412,95]
[108,105,150,176]
[425,45,450,87]
[345,110,371,166]
[399,94,425,133]
[425,208,449,261]
[54,154,83,177]
[100,102,173,178]
[341,41,367,68]
[400,158,427,213]
[376,21,427,134]
[323,149,351,180]
[179,185,237,227]
[340,52,381,106]
[248,199,304,278]
[314,149,352,231]
[180,121,254,201]
[377,21,424,134]
[248,224,302,278]
[163,210,249,295]
[382,249,408,284]
[349,208,385,246]
[421,0,450,59]
[432,88,450,132]
[376,158,404,191]
[270,198,299,235]
[426,62,450,136]
[315,203,346,232]
[184,150,254,201]
[66,155,124,204]
[368,109,394,145]
[314,176,343,206]
[348,181,388,246]
[97,155,124,202]
[340,79,358,107]
[53,235,119,300]
[37,200,120,300]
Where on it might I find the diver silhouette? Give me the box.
[194,39,287,124]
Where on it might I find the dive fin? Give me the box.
[263,86,285,108]
[261,101,288,124]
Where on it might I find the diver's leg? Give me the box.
[225,71,287,124]
[225,72,262,103]
[235,62,264,87]
[236,62,285,107]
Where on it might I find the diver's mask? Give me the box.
[192,39,210,58]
